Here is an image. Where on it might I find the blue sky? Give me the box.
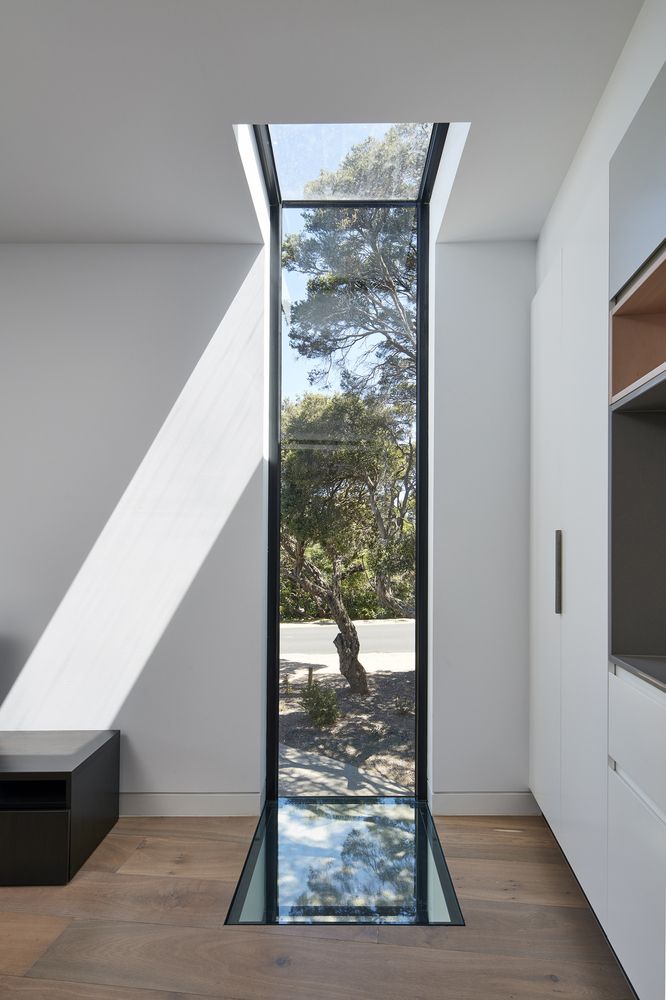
[281,208,315,400]
[270,123,391,200]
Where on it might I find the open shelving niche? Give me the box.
[610,241,666,691]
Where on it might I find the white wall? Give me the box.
[430,240,536,814]
[0,243,266,814]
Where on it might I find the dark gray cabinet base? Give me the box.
[0,730,119,885]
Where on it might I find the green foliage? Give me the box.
[282,393,411,543]
[280,392,415,619]
[300,680,339,728]
[338,570,384,620]
[280,576,324,621]
[280,567,386,622]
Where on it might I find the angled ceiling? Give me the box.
[0,0,642,244]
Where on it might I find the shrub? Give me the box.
[300,680,339,728]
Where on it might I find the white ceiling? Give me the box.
[0,0,642,244]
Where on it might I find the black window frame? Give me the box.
[255,123,449,803]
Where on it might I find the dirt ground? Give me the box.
[279,665,415,790]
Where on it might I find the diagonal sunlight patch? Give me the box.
[0,253,265,729]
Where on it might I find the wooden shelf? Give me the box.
[612,365,666,411]
[613,244,666,314]
[611,244,666,399]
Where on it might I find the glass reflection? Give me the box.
[270,123,433,201]
[226,798,463,926]
[279,799,417,920]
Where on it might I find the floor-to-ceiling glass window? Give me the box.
[279,202,418,795]
[225,121,465,927]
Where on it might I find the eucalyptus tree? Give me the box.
[280,125,425,693]
[281,393,415,694]
[282,123,427,404]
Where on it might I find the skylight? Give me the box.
[269,123,434,201]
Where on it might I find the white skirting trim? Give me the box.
[119,793,262,817]
[120,790,538,817]
[431,791,541,816]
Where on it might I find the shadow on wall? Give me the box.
[113,462,264,796]
[0,636,29,706]
[0,250,265,731]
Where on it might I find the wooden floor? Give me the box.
[0,815,634,999]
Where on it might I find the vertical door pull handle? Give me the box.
[555,529,563,614]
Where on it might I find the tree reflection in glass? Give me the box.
[278,799,417,921]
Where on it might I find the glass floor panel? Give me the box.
[226,797,463,926]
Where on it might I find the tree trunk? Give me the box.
[374,575,415,619]
[333,628,368,694]
[280,535,369,694]
[330,588,369,695]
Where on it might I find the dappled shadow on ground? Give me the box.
[278,743,407,795]
[280,658,329,678]
[279,668,415,790]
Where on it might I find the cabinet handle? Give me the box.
[555,529,563,614]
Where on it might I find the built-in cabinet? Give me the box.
[609,671,666,820]
[532,60,666,1000]
[608,668,666,975]
[558,191,610,919]
[606,244,666,1000]
[608,741,666,1000]
[606,65,666,1000]
[530,184,609,920]
[605,664,666,1000]
[529,260,562,832]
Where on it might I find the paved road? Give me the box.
[280,619,414,656]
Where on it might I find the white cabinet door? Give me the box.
[529,257,562,829]
[608,770,666,1000]
[558,183,610,919]
[610,669,666,819]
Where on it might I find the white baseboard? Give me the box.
[119,789,538,817]
[119,793,262,817]
[431,791,541,816]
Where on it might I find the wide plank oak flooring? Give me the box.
[0,814,633,1000]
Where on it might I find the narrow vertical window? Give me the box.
[257,122,447,801]
[225,121,465,928]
